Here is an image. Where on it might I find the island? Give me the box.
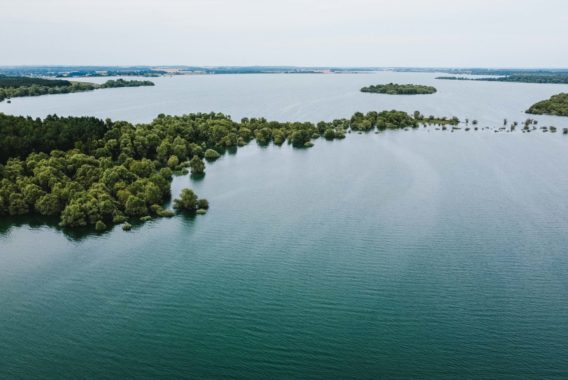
[526,93,568,116]
[0,110,459,231]
[361,83,437,95]
[0,76,155,103]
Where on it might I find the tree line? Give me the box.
[437,75,568,84]
[0,76,155,102]
[361,83,437,95]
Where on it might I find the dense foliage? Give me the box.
[361,83,437,95]
[0,109,458,230]
[0,76,72,88]
[99,79,155,88]
[173,189,208,213]
[526,93,568,116]
[0,114,108,161]
[0,81,96,102]
[0,77,155,102]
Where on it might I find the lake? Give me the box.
[1,72,567,127]
[1,74,568,378]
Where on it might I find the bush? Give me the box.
[173,188,198,211]
[204,149,221,161]
[197,198,209,210]
[323,129,336,140]
[189,155,205,176]
[95,220,107,232]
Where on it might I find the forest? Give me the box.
[361,83,437,95]
[0,76,154,102]
[0,110,459,231]
[526,93,568,116]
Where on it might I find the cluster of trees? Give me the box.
[0,114,108,161]
[174,189,209,213]
[526,93,568,116]
[0,76,155,102]
[0,109,458,231]
[437,75,568,84]
[0,76,72,88]
[99,79,155,88]
[361,83,437,95]
[0,81,96,102]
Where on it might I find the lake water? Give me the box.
[1,72,567,127]
[1,74,568,378]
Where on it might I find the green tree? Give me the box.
[173,189,198,212]
[204,149,221,161]
[189,155,205,176]
[8,193,28,215]
[125,195,147,217]
[167,155,179,168]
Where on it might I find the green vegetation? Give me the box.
[526,93,568,116]
[0,76,73,88]
[173,189,207,213]
[437,75,568,84]
[99,79,155,88]
[0,76,154,102]
[204,149,221,161]
[361,83,437,95]
[0,110,461,231]
[0,78,96,102]
[189,155,206,176]
[412,111,460,126]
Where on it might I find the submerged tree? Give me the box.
[173,188,208,214]
[204,149,221,161]
[189,155,205,176]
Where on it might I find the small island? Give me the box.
[361,83,437,95]
[0,76,154,102]
[98,79,155,88]
[526,93,568,116]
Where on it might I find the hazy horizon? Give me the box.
[1,65,568,70]
[2,0,567,67]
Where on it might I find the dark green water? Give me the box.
[1,130,568,378]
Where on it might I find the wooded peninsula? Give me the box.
[0,110,459,231]
[361,83,437,95]
[526,93,568,116]
[0,77,155,103]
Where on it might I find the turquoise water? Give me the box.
[1,129,568,378]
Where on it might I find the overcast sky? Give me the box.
[1,0,566,67]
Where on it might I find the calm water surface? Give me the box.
[2,75,568,378]
[1,72,567,127]
[1,128,568,378]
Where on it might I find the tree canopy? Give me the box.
[361,83,437,95]
[526,93,568,116]
[0,76,154,102]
